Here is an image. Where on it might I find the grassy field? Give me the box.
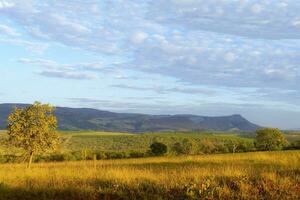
[0,151,299,200]
[285,131,300,142]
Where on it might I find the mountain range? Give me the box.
[0,103,260,133]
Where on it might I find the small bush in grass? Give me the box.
[95,151,107,160]
[171,139,196,155]
[150,142,167,156]
[129,151,147,158]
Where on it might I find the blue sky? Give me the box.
[0,0,300,129]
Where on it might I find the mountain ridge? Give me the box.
[0,103,260,132]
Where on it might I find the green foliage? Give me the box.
[0,131,260,163]
[171,138,197,155]
[150,142,167,156]
[287,140,300,150]
[6,102,58,167]
[255,128,288,151]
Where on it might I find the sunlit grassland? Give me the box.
[285,131,300,142]
[59,131,135,136]
[0,151,299,200]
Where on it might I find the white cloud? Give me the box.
[111,84,215,95]
[3,1,299,89]
[224,52,236,63]
[128,31,300,90]
[291,20,300,27]
[18,58,105,71]
[0,24,19,36]
[0,38,48,53]
[131,31,148,44]
[251,4,263,14]
[38,69,96,80]
[18,58,116,80]
[147,0,300,39]
[18,58,56,67]
[0,1,14,9]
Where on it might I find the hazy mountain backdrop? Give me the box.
[0,104,260,133]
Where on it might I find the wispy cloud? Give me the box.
[148,0,300,39]
[38,69,96,80]
[0,24,19,36]
[18,58,111,80]
[18,58,106,71]
[111,84,215,95]
[0,38,48,53]
[0,1,14,9]
[2,0,300,89]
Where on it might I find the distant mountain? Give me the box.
[0,103,260,133]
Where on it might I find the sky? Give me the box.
[0,0,300,129]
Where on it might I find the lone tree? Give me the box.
[7,102,58,168]
[150,142,167,156]
[255,128,288,151]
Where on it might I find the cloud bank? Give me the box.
[0,0,300,128]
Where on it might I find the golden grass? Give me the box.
[0,151,299,200]
[59,131,135,136]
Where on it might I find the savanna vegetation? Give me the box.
[0,131,263,163]
[0,103,299,199]
[0,103,299,164]
[0,129,299,164]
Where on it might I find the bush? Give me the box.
[129,151,147,158]
[198,139,218,154]
[105,151,128,159]
[171,139,196,155]
[286,140,300,150]
[150,142,167,156]
[48,153,66,162]
[171,142,184,155]
[0,154,7,163]
[255,128,288,151]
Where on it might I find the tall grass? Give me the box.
[0,151,299,199]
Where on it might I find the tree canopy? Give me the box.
[255,128,288,151]
[7,102,58,168]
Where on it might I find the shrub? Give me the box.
[105,151,128,159]
[198,139,218,154]
[129,151,147,158]
[287,140,300,150]
[171,139,196,155]
[171,142,184,155]
[150,142,167,156]
[0,154,7,163]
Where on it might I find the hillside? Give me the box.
[0,103,260,132]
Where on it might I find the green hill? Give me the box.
[0,103,260,133]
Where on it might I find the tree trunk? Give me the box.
[27,151,34,169]
[232,144,237,153]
